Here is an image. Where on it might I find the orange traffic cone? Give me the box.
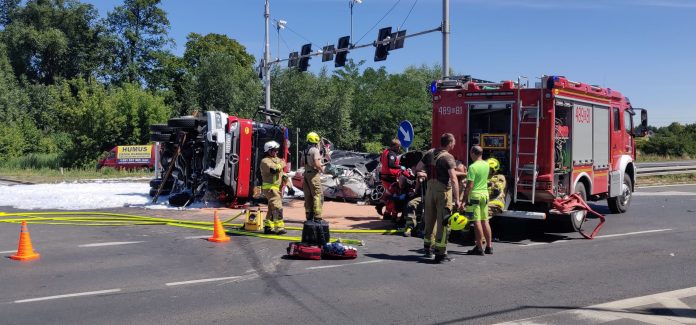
[10,221,40,261]
[207,210,230,243]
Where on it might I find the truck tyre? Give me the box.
[608,173,632,214]
[150,133,174,142]
[149,178,174,189]
[150,124,177,133]
[149,188,170,197]
[168,116,197,129]
[568,182,588,232]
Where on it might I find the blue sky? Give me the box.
[90,0,696,126]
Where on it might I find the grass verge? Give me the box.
[637,173,696,187]
[636,153,693,163]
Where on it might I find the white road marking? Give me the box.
[495,286,696,325]
[1,250,17,254]
[634,191,696,196]
[524,229,672,246]
[306,260,383,270]
[78,241,144,247]
[594,228,672,239]
[14,289,121,304]
[184,235,208,239]
[166,276,241,286]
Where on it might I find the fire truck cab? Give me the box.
[431,75,648,231]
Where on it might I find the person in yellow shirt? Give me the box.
[260,140,287,234]
[462,146,492,256]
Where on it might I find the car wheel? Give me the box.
[150,133,174,142]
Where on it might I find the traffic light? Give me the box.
[288,52,299,68]
[322,45,335,62]
[374,27,392,62]
[389,30,406,50]
[335,36,350,67]
[298,43,312,72]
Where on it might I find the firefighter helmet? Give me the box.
[264,140,280,153]
[306,132,320,144]
[448,212,469,231]
[487,158,500,173]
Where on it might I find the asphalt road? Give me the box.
[1,184,695,324]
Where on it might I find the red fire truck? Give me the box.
[149,109,289,207]
[431,75,648,231]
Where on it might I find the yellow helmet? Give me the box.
[448,212,469,231]
[487,157,500,173]
[306,132,320,144]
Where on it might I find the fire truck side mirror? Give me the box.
[632,108,649,137]
[640,109,648,128]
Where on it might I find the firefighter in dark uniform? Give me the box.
[414,133,460,263]
[301,132,324,220]
[260,140,287,234]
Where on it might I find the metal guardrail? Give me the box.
[637,165,696,177]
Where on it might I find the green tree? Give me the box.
[107,0,171,84]
[183,33,260,116]
[0,0,20,26]
[2,0,111,84]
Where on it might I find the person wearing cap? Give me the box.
[260,140,287,234]
[462,146,492,256]
[301,132,325,220]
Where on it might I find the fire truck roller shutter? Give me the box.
[591,105,610,194]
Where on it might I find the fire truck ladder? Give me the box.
[514,103,540,204]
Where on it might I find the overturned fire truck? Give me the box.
[431,75,649,231]
[148,109,289,207]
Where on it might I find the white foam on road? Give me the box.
[0,181,225,210]
[14,289,122,303]
[78,241,144,247]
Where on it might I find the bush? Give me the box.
[0,153,62,169]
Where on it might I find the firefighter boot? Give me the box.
[263,219,273,234]
[434,254,454,264]
[424,244,433,259]
[275,209,287,235]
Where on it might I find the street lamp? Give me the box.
[275,19,287,60]
[349,0,362,47]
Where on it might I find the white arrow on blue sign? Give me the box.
[398,120,414,149]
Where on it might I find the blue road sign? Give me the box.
[398,120,414,149]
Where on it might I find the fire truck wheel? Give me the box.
[569,182,588,232]
[149,124,178,133]
[608,173,632,214]
[167,116,197,129]
[149,188,170,197]
[150,133,174,142]
[149,178,174,189]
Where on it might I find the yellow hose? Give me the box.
[0,211,370,245]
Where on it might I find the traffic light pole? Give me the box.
[267,25,443,66]
[263,0,271,112]
[442,0,450,79]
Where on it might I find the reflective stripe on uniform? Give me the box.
[261,183,279,190]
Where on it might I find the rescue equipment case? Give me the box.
[321,242,358,259]
[287,242,322,260]
[301,219,330,245]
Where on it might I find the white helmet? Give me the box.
[264,140,280,153]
